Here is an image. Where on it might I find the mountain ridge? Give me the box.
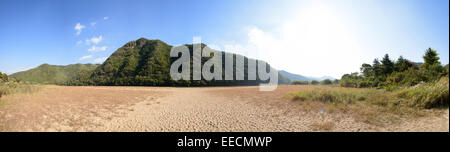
[279,70,335,81]
[11,38,299,86]
[10,63,100,84]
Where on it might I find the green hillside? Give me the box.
[68,38,290,86]
[10,63,99,84]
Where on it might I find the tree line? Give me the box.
[340,48,449,90]
[291,79,339,85]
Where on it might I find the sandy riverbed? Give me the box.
[0,85,448,132]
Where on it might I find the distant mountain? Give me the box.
[279,70,335,82]
[414,62,423,67]
[10,63,99,84]
[68,38,290,86]
[279,70,313,81]
[313,76,336,81]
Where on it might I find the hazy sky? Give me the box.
[0,0,448,78]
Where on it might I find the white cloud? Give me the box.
[76,40,83,45]
[74,23,85,35]
[84,36,103,45]
[91,36,102,44]
[94,57,107,63]
[88,45,107,52]
[91,36,103,44]
[79,55,92,60]
[90,22,97,26]
[103,16,109,20]
[219,4,362,78]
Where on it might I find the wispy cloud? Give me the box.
[76,40,83,45]
[93,57,107,63]
[85,36,103,45]
[103,16,109,20]
[90,22,97,27]
[74,23,85,35]
[79,55,93,60]
[88,45,107,52]
[91,36,103,44]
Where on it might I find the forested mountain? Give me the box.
[10,63,99,84]
[67,38,291,86]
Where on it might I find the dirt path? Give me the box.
[0,86,448,132]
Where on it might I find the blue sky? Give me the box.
[0,0,448,78]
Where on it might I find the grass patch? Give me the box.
[0,81,41,99]
[395,77,449,109]
[285,79,449,125]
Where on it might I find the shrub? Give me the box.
[311,80,319,85]
[291,81,309,85]
[332,79,340,84]
[396,77,449,109]
[0,72,8,82]
[320,79,333,85]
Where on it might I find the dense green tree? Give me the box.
[360,63,373,77]
[394,56,415,72]
[381,54,394,75]
[291,81,309,85]
[372,59,382,76]
[422,48,441,67]
[320,79,333,85]
[310,80,319,85]
[420,48,443,81]
[340,72,363,87]
[341,48,446,90]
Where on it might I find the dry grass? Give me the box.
[0,82,41,98]
[0,82,41,110]
[285,84,447,126]
[396,77,449,109]
[310,121,334,131]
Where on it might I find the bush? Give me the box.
[320,79,333,85]
[396,77,449,109]
[0,72,8,82]
[332,79,340,84]
[311,80,319,85]
[291,81,309,85]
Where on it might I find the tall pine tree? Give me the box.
[381,54,394,75]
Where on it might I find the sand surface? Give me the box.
[0,85,448,132]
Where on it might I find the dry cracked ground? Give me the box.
[0,85,448,132]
